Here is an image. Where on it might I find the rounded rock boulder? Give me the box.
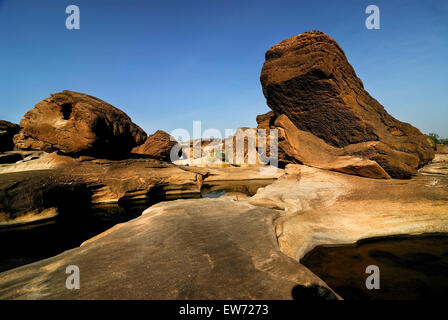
[13,91,147,157]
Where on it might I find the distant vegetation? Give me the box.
[428,133,448,145]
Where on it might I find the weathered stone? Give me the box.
[0,152,282,226]
[0,153,203,225]
[0,170,91,226]
[250,164,448,261]
[257,111,391,179]
[419,154,448,175]
[260,31,434,178]
[0,152,23,164]
[13,91,147,157]
[0,198,336,300]
[436,144,448,154]
[1,159,447,299]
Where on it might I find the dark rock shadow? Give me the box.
[291,284,338,300]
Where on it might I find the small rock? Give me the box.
[131,130,177,161]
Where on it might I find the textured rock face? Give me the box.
[419,154,448,175]
[131,130,177,161]
[260,31,434,178]
[13,91,147,157]
[0,153,203,225]
[0,151,282,226]
[0,120,20,151]
[257,111,391,179]
[437,144,448,154]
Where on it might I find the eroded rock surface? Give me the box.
[0,198,335,300]
[173,128,266,167]
[437,144,448,154]
[0,120,20,152]
[132,130,178,161]
[250,164,448,261]
[0,153,203,225]
[260,31,434,178]
[257,111,391,179]
[419,154,448,176]
[13,91,147,157]
[0,159,447,299]
[0,152,282,226]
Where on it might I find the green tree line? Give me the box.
[428,133,448,145]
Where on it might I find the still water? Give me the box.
[301,235,448,300]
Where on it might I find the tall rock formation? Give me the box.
[260,31,434,178]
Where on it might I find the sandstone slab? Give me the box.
[257,111,390,179]
[250,164,448,261]
[0,198,336,300]
[1,161,447,299]
[0,153,203,226]
[260,31,434,178]
[131,130,178,161]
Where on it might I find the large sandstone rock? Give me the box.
[13,91,147,157]
[260,31,434,178]
[131,130,177,161]
[0,120,20,151]
[257,111,391,179]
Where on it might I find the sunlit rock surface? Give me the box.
[0,159,447,299]
[251,164,448,261]
[259,31,435,178]
[0,198,335,300]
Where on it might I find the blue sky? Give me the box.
[1,0,447,137]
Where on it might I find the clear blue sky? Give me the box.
[1,0,447,138]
